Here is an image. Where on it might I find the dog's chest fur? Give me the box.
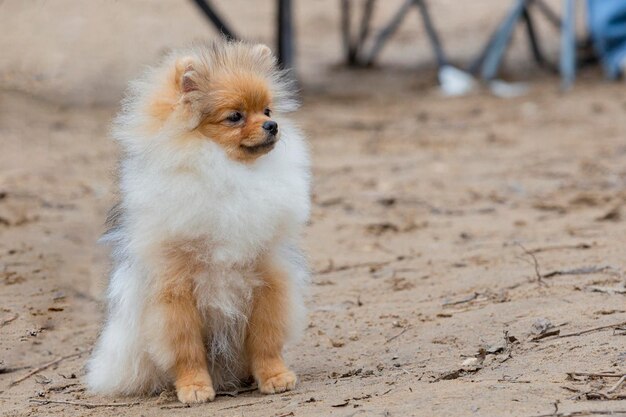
[124,125,310,267]
[119,126,309,388]
[194,262,259,387]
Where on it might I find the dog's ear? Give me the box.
[173,56,204,129]
[253,44,272,58]
[175,57,198,94]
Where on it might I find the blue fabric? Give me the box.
[588,0,626,79]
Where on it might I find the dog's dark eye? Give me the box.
[264,108,271,117]
[227,112,243,123]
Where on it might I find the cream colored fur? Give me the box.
[86,41,310,395]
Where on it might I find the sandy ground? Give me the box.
[2,1,626,416]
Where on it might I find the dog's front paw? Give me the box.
[258,370,297,394]
[176,383,216,404]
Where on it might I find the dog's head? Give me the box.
[155,42,295,163]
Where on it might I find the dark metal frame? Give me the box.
[469,0,561,80]
[340,0,448,68]
[191,0,295,69]
[560,0,577,90]
[341,0,376,65]
[191,0,449,71]
[470,0,583,90]
[190,0,586,90]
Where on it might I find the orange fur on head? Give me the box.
[145,43,283,163]
[196,73,276,163]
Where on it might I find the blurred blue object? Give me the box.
[560,0,576,90]
[470,0,561,82]
[588,0,626,79]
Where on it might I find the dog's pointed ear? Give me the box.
[253,44,272,58]
[175,57,198,94]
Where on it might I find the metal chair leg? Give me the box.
[523,8,558,72]
[356,0,376,60]
[364,0,413,65]
[277,0,294,69]
[341,0,376,66]
[534,0,562,29]
[190,0,237,39]
[414,0,448,67]
[480,0,529,80]
[343,0,450,70]
[341,0,356,64]
[560,0,576,90]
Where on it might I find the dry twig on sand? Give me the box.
[537,321,626,342]
[315,253,419,276]
[29,398,140,409]
[0,314,18,327]
[216,386,257,397]
[218,401,267,411]
[528,243,592,254]
[558,321,626,339]
[567,372,625,379]
[607,375,626,394]
[515,243,544,285]
[514,241,619,285]
[530,329,561,341]
[534,411,626,417]
[587,286,626,295]
[442,292,479,307]
[386,326,411,343]
[316,259,394,275]
[10,350,86,387]
[543,265,618,279]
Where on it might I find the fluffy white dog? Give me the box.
[87,41,311,404]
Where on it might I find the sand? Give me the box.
[2,1,626,416]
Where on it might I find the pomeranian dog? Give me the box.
[86,40,311,404]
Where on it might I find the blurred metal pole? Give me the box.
[560,0,576,90]
[365,0,413,65]
[342,0,377,65]
[357,0,376,54]
[191,0,237,39]
[523,7,557,72]
[415,0,447,67]
[480,0,529,80]
[277,0,294,69]
[535,0,562,28]
[341,0,356,64]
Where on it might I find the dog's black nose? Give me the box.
[263,121,278,135]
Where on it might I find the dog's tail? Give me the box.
[86,261,166,395]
